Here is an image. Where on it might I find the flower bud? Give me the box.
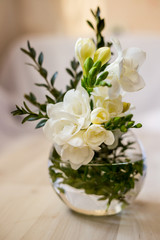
[93,47,111,66]
[75,38,96,68]
[84,57,94,76]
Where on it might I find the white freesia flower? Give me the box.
[84,124,114,151]
[67,130,85,147]
[105,38,123,99]
[103,96,124,118]
[43,111,81,145]
[105,38,146,95]
[120,47,146,92]
[47,102,64,118]
[91,107,110,124]
[92,86,109,108]
[91,87,124,117]
[63,86,91,128]
[55,144,94,170]
[43,86,91,146]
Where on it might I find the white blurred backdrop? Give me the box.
[0,0,160,149]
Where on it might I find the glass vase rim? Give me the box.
[49,154,145,167]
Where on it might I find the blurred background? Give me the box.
[0,0,160,62]
[0,0,160,149]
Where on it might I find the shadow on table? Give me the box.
[68,200,160,236]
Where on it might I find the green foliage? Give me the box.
[104,114,142,132]
[87,7,113,52]
[11,101,48,128]
[49,138,144,206]
[65,58,83,92]
[21,41,62,101]
[12,43,82,128]
[87,7,105,48]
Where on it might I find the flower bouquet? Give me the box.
[12,7,146,216]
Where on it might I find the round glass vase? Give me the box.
[48,131,146,216]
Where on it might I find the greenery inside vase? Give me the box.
[48,131,146,216]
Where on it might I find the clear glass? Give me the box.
[48,131,146,216]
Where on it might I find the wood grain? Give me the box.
[0,131,160,240]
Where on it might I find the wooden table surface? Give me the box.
[0,131,160,240]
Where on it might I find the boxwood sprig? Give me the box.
[21,41,62,102]
[65,58,83,92]
[12,43,83,128]
[87,7,105,49]
[11,101,48,128]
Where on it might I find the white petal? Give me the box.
[108,129,123,149]
[123,48,146,69]
[54,144,63,156]
[120,71,145,92]
[104,130,115,145]
[43,119,55,142]
[110,37,122,55]
[63,87,91,129]
[68,131,85,147]
[47,103,64,118]
[61,145,94,169]
[106,37,123,79]
[108,77,121,99]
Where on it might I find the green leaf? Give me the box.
[88,67,97,85]
[84,57,94,76]
[71,58,79,71]
[93,60,101,71]
[46,95,55,104]
[90,9,96,18]
[97,19,105,32]
[23,101,32,113]
[30,48,36,59]
[66,68,74,78]
[20,48,32,57]
[100,62,108,72]
[11,105,23,115]
[96,71,108,85]
[96,6,100,17]
[51,72,58,86]
[27,116,40,121]
[22,114,38,124]
[38,52,43,66]
[35,83,48,89]
[40,104,46,112]
[24,93,37,104]
[35,119,48,129]
[39,68,48,79]
[27,41,31,51]
[86,20,94,30]
[76,71,82,80]
[25,63,37,69]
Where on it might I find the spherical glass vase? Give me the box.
[48,131,146,216]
